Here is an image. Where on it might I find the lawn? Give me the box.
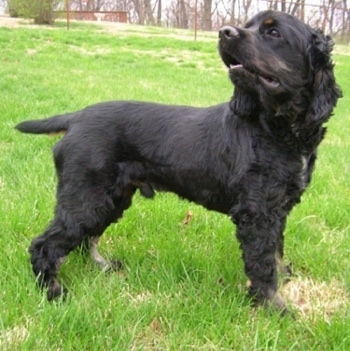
[0,19,349,350]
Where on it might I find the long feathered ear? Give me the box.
[306,29,342,127]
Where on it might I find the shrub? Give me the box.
[7,0,57,25]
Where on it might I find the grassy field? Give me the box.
[0,19,349,350]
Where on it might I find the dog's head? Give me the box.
[219,10,342,126]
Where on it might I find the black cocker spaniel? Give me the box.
[16,10,341,313]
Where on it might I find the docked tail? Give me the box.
[15,112,76,135]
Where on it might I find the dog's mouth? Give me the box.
[226,56,280,88]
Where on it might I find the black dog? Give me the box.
[16,10,341,312]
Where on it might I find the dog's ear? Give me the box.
[306,29,342,127]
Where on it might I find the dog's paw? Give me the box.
[106,259,123,272]
[249,287,293,317]
[47,280,68,301]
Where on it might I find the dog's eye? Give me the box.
[267,28,281,38]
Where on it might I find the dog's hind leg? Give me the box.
[87,236,122,272]
[85,192,135,272]
[28,217,83,301]
[29,187,135,300]
[89,236,114,270]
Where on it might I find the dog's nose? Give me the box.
[219,26,239,39]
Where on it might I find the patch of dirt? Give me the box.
[0,15,36,29]
[0,325,29,348]
[68,44,112,56]
[281,277,349,320]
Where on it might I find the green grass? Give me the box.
[0,21,349,350]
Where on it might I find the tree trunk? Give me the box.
[344,0,350,40]
[230,0,237,24]
[86,0,95,11]
[281,0,286,12]
[157,0,162,26]
[328,0,336,35]
[203,0,212,31]
[289,0,305,21]
[144,0,156,25]
[300,0,305,22]
[133,0,145,24]
[321,0,328,32]
[179,0,188,28]
[242,0,252,22]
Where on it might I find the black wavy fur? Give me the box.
[16,10,341,311]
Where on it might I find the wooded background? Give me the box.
[3,0,350,40]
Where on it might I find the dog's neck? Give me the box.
[229,89,326,155]
[229,89,302,121]
[229,90,260,118]
[229,89,299,125]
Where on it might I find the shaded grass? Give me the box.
[0,20,349,350]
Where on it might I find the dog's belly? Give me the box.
[136,169,234,214]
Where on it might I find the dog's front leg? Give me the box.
[233,213,288,313]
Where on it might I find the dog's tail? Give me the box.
[15,112,76,135]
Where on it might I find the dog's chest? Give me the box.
[252,132,312,199]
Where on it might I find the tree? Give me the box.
[202,0,212,30]
[156,0,162,26]
[178,0,189,28]
[144,0,155,25]
[230,0,237,24]
[8,0,57,25]
[7,0,19,17]
[35,0,56,24]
